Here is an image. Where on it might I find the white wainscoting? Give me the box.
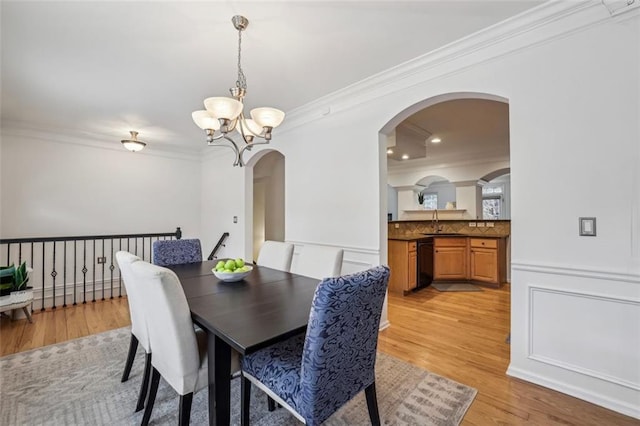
[508,262,640,419]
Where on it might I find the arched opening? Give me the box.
[380,90,511,339]
[246,150,285,260]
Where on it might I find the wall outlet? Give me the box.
[97,257,107,264]
[233,216,238,223]
[469,222,476,227]
[477,222,486,227]
[487,222,495,228]
[394,223,399,229]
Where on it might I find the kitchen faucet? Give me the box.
[431,209,442,233]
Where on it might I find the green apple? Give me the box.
[235,258,245,268]
[223,268,233,273]
[216,260,225,269]
[224,260,236,271]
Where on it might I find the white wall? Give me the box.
[387,184,398,221]
[0,131,201,238]
[202,3,639,417]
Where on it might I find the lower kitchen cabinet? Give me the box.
[469,238,506,286]
[433,238,467,280]
[388,240,417,294]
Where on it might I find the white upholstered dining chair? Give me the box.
[115,251,151,413]
[131,260,239,426]
[290,244,344,279]
[256,240,294,271]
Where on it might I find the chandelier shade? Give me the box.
[203,97,243,121]
[192,15,285,167]
[191,110,221,131]
[250,107,286,129]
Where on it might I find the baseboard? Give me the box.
[506,365,640,420]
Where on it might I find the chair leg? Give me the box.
[365,382,381,426]
[179,393,193,426]
[122,333,139,382]
[241,375,251,426]
[135,353,152,412]
[267,396,276,412]
[141,367,161,426]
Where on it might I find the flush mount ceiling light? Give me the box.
[192,16,285,167]
[387,148,394,155]
[401,154,409,160]
[430,137,442,143]
[121,131,146,152]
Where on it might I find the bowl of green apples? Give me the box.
[212,258,253,282]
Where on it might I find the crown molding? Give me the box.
[387,152,511,175]
[280,1,612,133]
[1,121,203,162]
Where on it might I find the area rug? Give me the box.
[432,283,482,292]
[0,327,477,425]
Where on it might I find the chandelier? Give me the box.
[192,16,285,167]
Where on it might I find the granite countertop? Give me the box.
[389,234,508,241]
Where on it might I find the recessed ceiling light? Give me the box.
[387,149,393,155]
[401,154,409,160]
[431,137,442,143]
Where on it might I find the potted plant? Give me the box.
[0,262,33,306]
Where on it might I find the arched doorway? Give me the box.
[248,150,285,260]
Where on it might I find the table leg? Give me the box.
[208,333,231,426]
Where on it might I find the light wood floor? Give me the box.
[1,286,637,425]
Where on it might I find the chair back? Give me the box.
[115,251,149,352]
[152,239,202,266]
[290,245,343,279]
[256,240,294,271]
[298,265,390,424]
[130,260,201,395]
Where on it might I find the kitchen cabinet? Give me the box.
[433,238,467,280]
[469,238,506,286]
[388,240,417,294]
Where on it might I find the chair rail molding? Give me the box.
[511,261,640,284]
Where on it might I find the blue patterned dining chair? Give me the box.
[240,265,390,426]
[115,251,150,413]
[152,238,202,266]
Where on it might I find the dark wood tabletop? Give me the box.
[168,260,320,425]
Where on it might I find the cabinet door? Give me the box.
[408,249,417,289]
[470,247,498,283]
[434,247,467,279]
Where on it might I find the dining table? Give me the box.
[166,259,320,426]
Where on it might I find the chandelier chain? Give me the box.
[236,28,247,91]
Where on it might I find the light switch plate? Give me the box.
[579,217,596,236]
[477,222,485,227]
[469,222,477,227]
[487,222,495,228]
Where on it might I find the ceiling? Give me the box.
[388,98,510,167]
[1,1,542,154]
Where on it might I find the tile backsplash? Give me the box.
[388,220,510,237]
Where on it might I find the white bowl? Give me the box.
[212,265,253,282]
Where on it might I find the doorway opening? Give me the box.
[249,150,285,260]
